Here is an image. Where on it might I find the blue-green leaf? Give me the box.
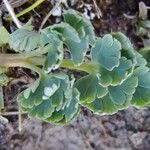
[17,73,80,123]
[75,74,107,103]
[9,29,41,52]
[63,9,95,45]
[0,67,9,86]
[91,34,121,71]
[41,30,64,73]
[50,23,88,65]
[99,57,133,87]
[135,51,147,67]
[112,32,136,61]
[132,66,150,107]
[46,88,80,124]
[0,26,9,46]
[82,76,138,114]
[108,76,138,105]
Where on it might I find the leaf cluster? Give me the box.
[0,10,150,124]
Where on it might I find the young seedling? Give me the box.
[0,10,150,125]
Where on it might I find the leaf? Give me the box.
[91,34,121,71]
[0,74,9,86]
[22,19,34,31]
[98,57,133,87]
[50,23,88,65]
[18,75,63,109]
[82,95,118,115]
[135,51,147,67]
[51,23,80,42]
[140,20,150,28]
[0,26,9,46]
[0,67,9,86]
[0,87,4,112]
[95,33,136,87]
[139,48,150,67]
[9,28,44,52]
[108,76,138,105]
[63,9,95,45]
[17,73,80,124]
[75,74,107,103]
[82,76,138,114]
[48,88,79,124]
[131,66,150,107]
[41,30,64,73]
[112,32,136,61]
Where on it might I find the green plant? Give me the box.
[0,10,150,125]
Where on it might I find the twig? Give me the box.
[1,0,29,10]
[92,0,102,19]
[5,0,45,20]
[18,107,22,132]
[123,13,136,19]
[39,0,62,31]
[3,0,22,28]
[1,111,27,116]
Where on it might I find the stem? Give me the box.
[0,51,99,74]
[60,59,99,74]
[140,46,150,52]
[3,59,43,76]
[0,45,50,60]
[3,0,22,28]
[5,0,45,20]
[28,57,99,74]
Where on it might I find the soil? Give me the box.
[0,0,150,150]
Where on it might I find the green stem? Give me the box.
[0,53,99,75]
[140,46,150,52]
[0,45,50,60]
[60,59,99,74]
[28,57,99,74]
[2,59,43,76]
[5,0,45,20]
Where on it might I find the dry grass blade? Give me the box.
[92,0,102,18]
[139,1,148,20]
[1,0,29,10]
[39,0,62,31]
[3,0,22,28]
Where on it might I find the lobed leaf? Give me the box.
[50,22,88,65]
[98,57,133,87]
[82,76,138,114]
[112,32,136,61]
[63,9,95,45]
[0,26,9,46]
[91,34,121,71]
[131,66,150,107]
[135,51,147,67]
[75,74,107,103]
[0,67,9,86]
[41,30,64,73]
[17,73,80,124]
[108,76,138,105]
[9,28,46,52]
